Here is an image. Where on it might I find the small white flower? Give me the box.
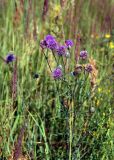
[65,51,70,58]
[58,65,62,69]
[90,107,95,113]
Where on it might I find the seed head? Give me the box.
[85,64,93,73]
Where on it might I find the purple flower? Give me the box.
[56,45,66,56]
[45,35,55,41]
[46,39,58,50]
[6,53,16,63]
[40,35,58,50]
[85,64,93,73]
[52,68,62,79]
[65,40,73,48]
[80,50,88,60]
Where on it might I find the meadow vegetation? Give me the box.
[0,0,114,159]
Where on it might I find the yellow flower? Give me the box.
[98,88,102,92]
[54,5,61,14]
[109,42,114,49]
[105,34,111,38]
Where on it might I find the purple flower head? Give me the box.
[65,40,73,48]
[52,68,62,79]
[46,39,58,50]
[85,64,93,73]
[40,34,58,50]
[80,50,88,60]
[6,53,16,63]
[44,35,55,41]
[56,45,66,56]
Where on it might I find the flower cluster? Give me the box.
[40,35,94,80]
[71,50,93,76]
[40,35,73,56]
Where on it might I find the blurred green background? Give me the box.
[0,0,114,159]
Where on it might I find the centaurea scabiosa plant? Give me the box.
[40,35,75,114]
[40,35,97,160]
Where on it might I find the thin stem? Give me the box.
[62,56,66,79]
[0,55,6,63]
[42,49,60,100]
[69,100,74,160]
[42,50,52,72]
[52,51,58,65]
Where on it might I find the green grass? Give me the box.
[0,0,114,159]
